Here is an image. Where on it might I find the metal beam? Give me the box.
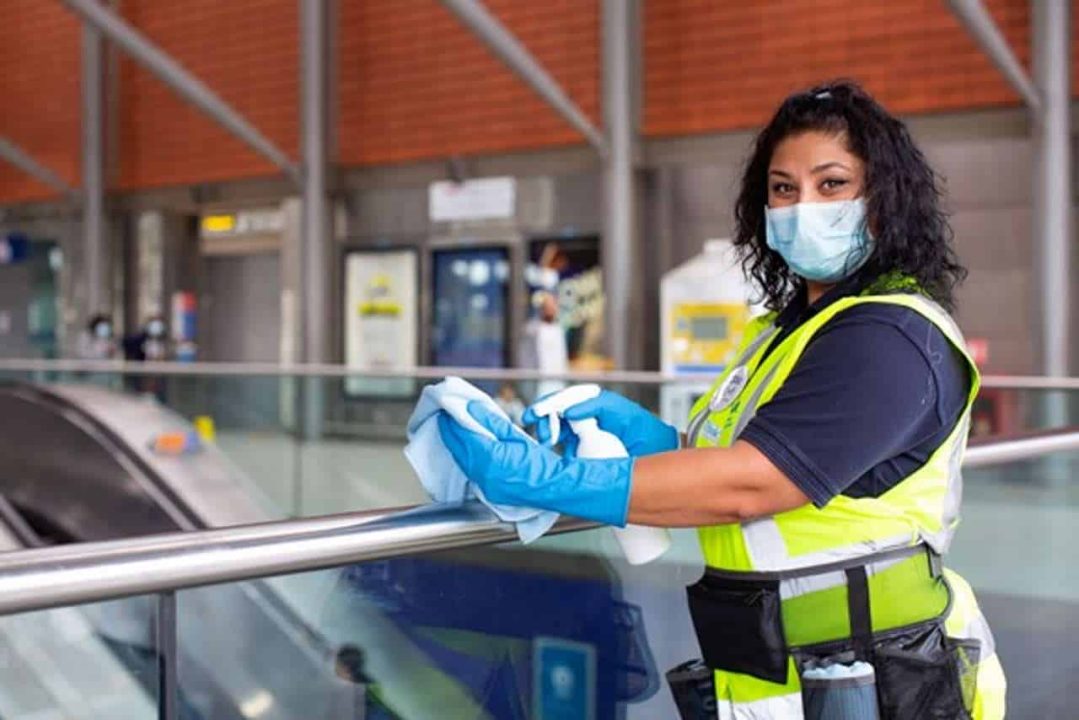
[59,0,300,182]
[601,0,639,368]
[1032,0,1073,377]
[0,138,78,200]
[439,0,607,153]
[82,17,106,316]
[946,0,1041,110]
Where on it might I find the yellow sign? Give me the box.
[669,302,749,369]
[201,214,236,234]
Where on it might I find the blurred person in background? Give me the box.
[122,315,169,400]
[76,313,116,360]
[122,315,168,362]
[441,81,1005,719]
[519,290,569,400]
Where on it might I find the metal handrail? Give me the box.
[0,428,1076,616]
[1,358,1078,390]
[964,428,1079,467]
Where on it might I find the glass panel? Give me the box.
[0,364,1075,526]
[0,597,159,719]
[170,445,1077,718]
[949,449,1079,719]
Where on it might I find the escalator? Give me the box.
[0,382,354,719]
[0,382,661,719]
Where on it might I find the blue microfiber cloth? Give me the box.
[404,377,559,543]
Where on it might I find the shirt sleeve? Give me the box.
[739,305,965,507]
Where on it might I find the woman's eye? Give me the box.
[771,182,795,194]
[822,178,848,191]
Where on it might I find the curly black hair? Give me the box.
[733,80,966,311]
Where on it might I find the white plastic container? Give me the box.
[531,385,672,565]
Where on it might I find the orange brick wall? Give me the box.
[116,0,299,190]
[1,0,1078,203]
[336,0,600,165]
[644,0,1038,136]
[0,1,81,203]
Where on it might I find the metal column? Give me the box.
[601,0,639,369]
[1032,0,1073,378]
[301,0,331,437]
[82,17,106,317]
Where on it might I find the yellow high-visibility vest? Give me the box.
[686,286,1006,719]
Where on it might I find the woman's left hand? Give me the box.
[437,400,634,527]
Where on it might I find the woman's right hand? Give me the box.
[522,388,679,458]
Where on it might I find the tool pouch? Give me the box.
[686,571,788,684]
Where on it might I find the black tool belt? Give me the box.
[685,544,939,684]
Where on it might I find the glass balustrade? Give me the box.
[0,363,1074,717]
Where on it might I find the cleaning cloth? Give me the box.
[404,376,559,543]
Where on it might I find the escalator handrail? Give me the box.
[0,427,1075,616]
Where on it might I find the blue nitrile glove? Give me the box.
[437,400,634,527]
[522,388,679,459]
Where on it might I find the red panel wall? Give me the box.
[643,0,1034,137]
[336,0,601,165]
[1,0,1077,203]
[0,1,81,203]
[116,0,299,189]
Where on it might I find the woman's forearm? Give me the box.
[626,440,810,527]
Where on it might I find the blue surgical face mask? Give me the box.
[765,198,874,283]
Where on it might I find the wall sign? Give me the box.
[344,249,418,397]
[429,176,516,222]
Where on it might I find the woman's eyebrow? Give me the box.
[768,169,794,178]
[811,161,851,173]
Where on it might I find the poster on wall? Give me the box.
[525,236,610,371]
[344,249,418,397]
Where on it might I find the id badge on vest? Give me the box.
[696,365,748,445]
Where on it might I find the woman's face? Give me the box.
[767,130,865,208]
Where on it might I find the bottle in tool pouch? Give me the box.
[530,386,672,565]
[801,661,879,720]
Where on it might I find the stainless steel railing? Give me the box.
[0,428,1075,617]
[1,357,1078,390]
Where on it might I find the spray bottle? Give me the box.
[531,385,672,565]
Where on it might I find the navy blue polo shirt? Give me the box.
[739,279,971,507]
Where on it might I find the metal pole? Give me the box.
[1032,0,1073,378]
[0,138,79,200]
[82,17,106,318]
[946,0,1041,110]
[301,0,330,438]
[601,0,638,369]
[60,0,300,182]
[156,591,178,720]
[439,0,607,153]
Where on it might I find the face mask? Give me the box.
[765,198,874,283]
[147,321,165,337]
[94,323,111,339]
